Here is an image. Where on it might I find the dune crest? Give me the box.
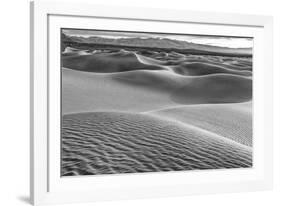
[62,49,252,76]
[61,43,253,176]
[62,46,91,56]
[112,70,252,104]
[62,50,165,73]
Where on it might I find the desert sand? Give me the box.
[61,45,253,176]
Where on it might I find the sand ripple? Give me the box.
[61,47,253,177]
[62,112,252,176]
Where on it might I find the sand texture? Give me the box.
[61,43,253,176]
[62,112,251,176]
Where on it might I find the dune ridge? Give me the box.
[62,49,252,75]
[112,70,252,104]
[171,62,252,76]
[61,47,253,176]
[62,67,252,116]
[135,52,252,75]
[62,50,166,73]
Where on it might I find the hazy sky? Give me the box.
[63,29,253,48]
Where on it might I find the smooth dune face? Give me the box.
[62,68,251,114]
[170,74,252,104]
[62,68,180,114]
[62,112,252,176]
[61,44,253,177]
[112,71,252,104]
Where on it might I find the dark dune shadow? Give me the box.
[170,74,252,105]
[112,70,252,105]
[62,51,165,73]
[172,62,252,76]
[176,59,252,71]
[111,70,180,92]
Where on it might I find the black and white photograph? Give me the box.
[61,29,253,177]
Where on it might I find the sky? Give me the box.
[63,29,253,48]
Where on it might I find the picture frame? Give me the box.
[30,0,273,205]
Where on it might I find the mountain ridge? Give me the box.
[61,33,252,56]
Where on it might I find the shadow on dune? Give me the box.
[171,62,252,76]
[111,70,182,92]
[61,47,253,176]
[170,74,252,104]
[62,48,252,75]
[112,70,252,105]
[147,53,252,71]
[62,51,165,73]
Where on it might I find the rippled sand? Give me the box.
[61,47,253,176]
[146,102,252,146]
[62,112,252,176]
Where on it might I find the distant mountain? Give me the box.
[61,33,252,56]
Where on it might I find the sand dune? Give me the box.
[113,71,252,104]
[63,47,80,53]
[63,67,252,115]
[146,102,252,146]
[62,50,165,73]
[62,46,91,56]
[61,47,253,176]
[171,62,252,76]
[168,55,252,71]
[170,74,252,104]
[62,48,252,74]
[62,112,252,176]
[135,53,168,66]
[62,68,180,114]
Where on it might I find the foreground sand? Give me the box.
[61,48,253,176]
[62,112,251,176]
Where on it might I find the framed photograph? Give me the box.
[30,0,273,205]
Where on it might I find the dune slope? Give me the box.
[113,71,252,104]
[62,51,165,73]
[62,68,180,114]
[61,47,253,176]
[62,112,252,176]
[171,62,252,76]
[63,67,252,115]
[170,74,252,104]
[146,102,252,146]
